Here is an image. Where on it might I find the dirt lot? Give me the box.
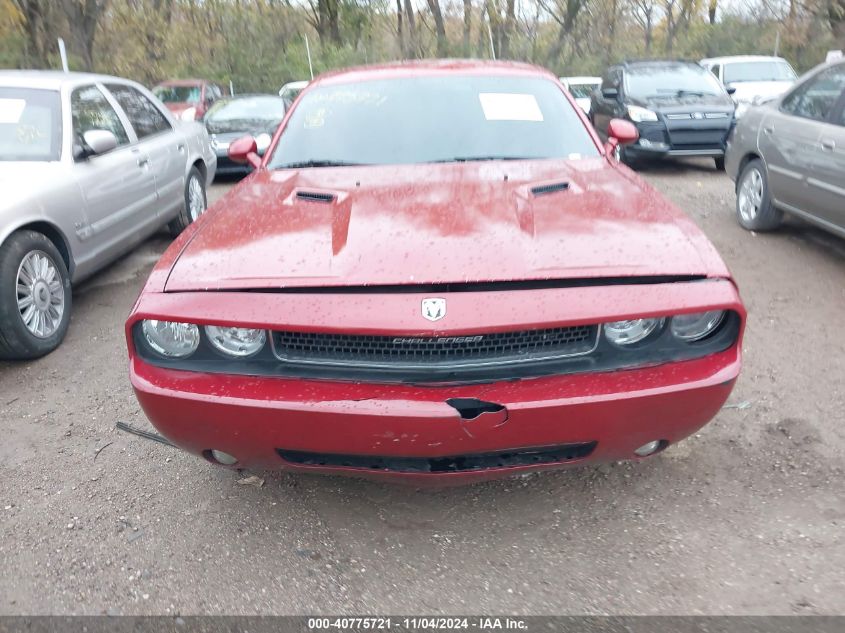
[0,162,843,615]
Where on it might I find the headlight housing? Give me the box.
[627,105,658,123]
[671,310,725,342]
[141,320,200,358]
[205,325,266,357]
[604,318,664,346]
[180,106,197,121]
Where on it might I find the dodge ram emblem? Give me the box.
[421,297,446,322]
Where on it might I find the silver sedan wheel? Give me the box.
[187,175,206,222]
[16,250,65,339]
[738,167,764,223]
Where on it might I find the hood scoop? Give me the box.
[295,190,336,204]
[530,181,569,197]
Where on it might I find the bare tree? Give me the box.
[425,0,447,55]
[630,0,657,53]
[539,0,588,65]
[59,0,108,71]
[463,0,472,55]
[831,0,845,48]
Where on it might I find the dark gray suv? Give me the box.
[725,60,845,237]
[591,60,736,169]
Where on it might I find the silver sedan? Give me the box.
[725,59,845,236]
[0,70,216,359]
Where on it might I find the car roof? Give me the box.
[560,76,601,83]
[0,69,132,90]
[312,59,557,87]
[155,79,211,87]
[700,55,789,65]
[617,59,701,69]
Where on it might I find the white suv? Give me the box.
[701,55,797,117]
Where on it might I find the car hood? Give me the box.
[631,94,735,112]
[165,158,721,292]
[728,81,794,103]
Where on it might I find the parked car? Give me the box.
[126,60,745,483]
[591,60,736,169]
[204,94,286,177]
[559,76,601,113]
[152,79,225,121]
[725,59,845,236]
[0,70,216,360]
[701,55,797,118]
[278,80,308,106]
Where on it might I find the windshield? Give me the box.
[724,61,796,84]
[567,83,600,99]
[268,75,598,168]
[153,85,201,103]
[205,96,286,134]
[0,88,62,162]
[625,65,726,100]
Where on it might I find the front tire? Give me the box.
[736,158,782,231]
[0,230,72,360]
[168,166,207,237]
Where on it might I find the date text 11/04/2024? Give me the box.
[307,618,528,630]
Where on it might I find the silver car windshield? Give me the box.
[268,75,599,168]
[0,87,62,162]
[724,61,796,84]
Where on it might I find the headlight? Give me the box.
[142,320,200,358]
[604,318,664,346]
[180,106,197,121]
[205,325,266,357]
[255,133,272,153]
[671,311,725,341]
[627,105,658,122]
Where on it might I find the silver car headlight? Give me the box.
[603,318,664,346]
[671,311,725,341]
[205,325,266,357]
[142,320,200,358]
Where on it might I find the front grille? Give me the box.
[669,129,728,148]
[271,325,598,369]
[277,442,598,473]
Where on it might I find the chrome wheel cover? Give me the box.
[738,167,764,223]
[16,250,65,339]
[188,175,205,222]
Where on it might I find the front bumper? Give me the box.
[127,280,745,483]
[628,119,733,160]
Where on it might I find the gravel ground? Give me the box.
[0,161,842,615]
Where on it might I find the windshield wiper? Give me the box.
[277,159,367,169]
[427,156,534,163]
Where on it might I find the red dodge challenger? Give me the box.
[126,61,745,484]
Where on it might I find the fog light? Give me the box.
[634,440,663,457]
[210,449,238,465]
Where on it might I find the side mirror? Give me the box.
[601,87,619,100]
[82,129,118,156]
[228,135,262,169]
[726,86,737,95]
[605,118,639,157]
